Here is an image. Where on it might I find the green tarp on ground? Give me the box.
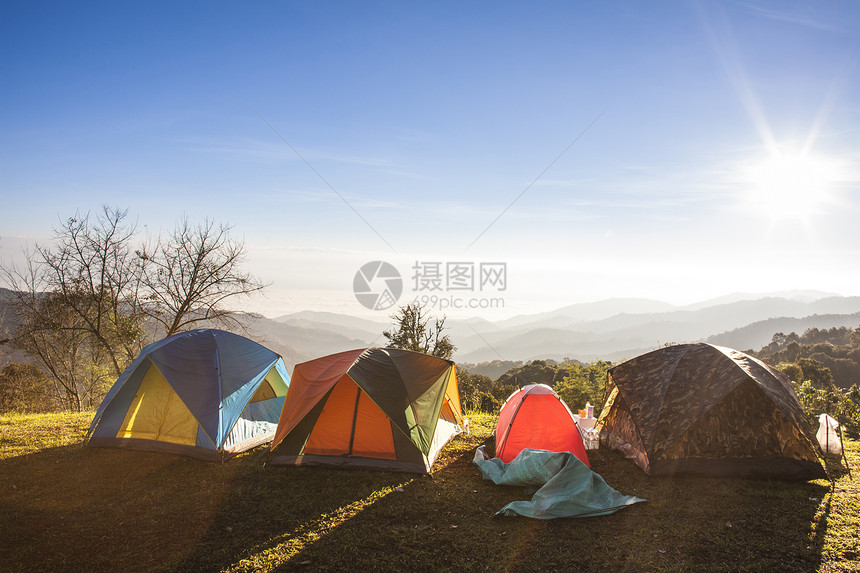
[473,446,646,519]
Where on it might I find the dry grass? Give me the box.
[0,411,857,572]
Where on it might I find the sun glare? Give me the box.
[745,151,841,223]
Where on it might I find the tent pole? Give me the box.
[347,385,362,456]
[837,421,852,479]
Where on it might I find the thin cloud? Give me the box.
[736,2,840,32]
[177,136,395,168]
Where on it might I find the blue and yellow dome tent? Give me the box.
[87,329,290,461]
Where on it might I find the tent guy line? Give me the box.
[463,319,506,362]
[463,108,606,253]
[255,110,398,252]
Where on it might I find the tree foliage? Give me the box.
[0,363,54,413]
[494,359,562,389]
[762,326,860,437]
[383,303,455,360]
[456,369,496,412]
[757,326,860,389]
[456,358,612,416]
[554,360,611,418]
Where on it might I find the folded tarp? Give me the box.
[473,445,646,519]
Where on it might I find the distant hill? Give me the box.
[452,296,860,363]
[275,310,387,337]
[679,290,839,311]
[458,360,524,380]
[707,312,860,352]
[243,314,378,369]
[0,288,36,366]
[4,290,860,373]
[494,298,677,329]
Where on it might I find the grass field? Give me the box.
[0,410,857,572]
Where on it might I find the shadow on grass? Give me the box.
[279,446,832,573]
[822,451,851,480]
[0,442,410,573]
[0,436,840,573]
[169,459,415,572]
[0,441,234,572]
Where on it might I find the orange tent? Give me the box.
[495,384,589,466]
[270,347,463,473]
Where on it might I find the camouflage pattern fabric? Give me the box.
[597,343,825,480]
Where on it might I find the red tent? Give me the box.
[495,384,589,466]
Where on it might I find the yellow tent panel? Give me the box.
[116,364,199,446]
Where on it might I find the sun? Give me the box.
[744,151,841,223]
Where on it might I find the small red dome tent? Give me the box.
[495,384,589,466]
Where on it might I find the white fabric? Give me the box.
[223,419,277,453]
[816,413,842,455]
[428,418,462,467]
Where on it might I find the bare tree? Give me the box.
[136,217,267,337]
[383,303,455,360]
[0,207,143,410]
[0,207,267,411]
[34,207,144,372]
[9,287,113,410]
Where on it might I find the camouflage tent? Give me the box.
[598,343,825,480]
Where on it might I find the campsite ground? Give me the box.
[0,411,857,572]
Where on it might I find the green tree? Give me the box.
[797,357,836,390]
[383,303,455,360]
[0,363,55,413]
[456,369,495,412]
[554,360,611,417]
[493,360,562,389]
[775,361,804,384]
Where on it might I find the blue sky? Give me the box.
[2,1,859,319]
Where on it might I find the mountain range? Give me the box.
[3,288,860,372]
[242,291,860,368]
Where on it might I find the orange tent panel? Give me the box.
[304,375,396,459]
[304,376,358,455]
[272,349,365,448]
[351,389,397,459]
